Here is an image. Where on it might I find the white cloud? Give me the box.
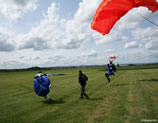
[86,50,97,57]
[0,27,15,51]
[145,42,152,49]
[145,40,158,50]
[118,50,158,64]
[17,0,102,50]
[93,30,122,45]
[124,41,138,48]
[80,50,97,58]
[104,49,115,53]
[0,0,158,69]
[132,27,158,41]
[74,0,101,23]
[17,3,62,50]
[116,7,151,31]
[122,36,129,42]
[0,0,127,51]
[0,0,38,21]
[19,37,49,50]
[0,60,29,69]
[132,27,158,51]
[61,0,102,48]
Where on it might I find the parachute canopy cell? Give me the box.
[91,0,158,35]
[110,56,116,59]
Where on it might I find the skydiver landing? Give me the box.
[105,61,117,84]
[105,74,110,83]
[78,70,89,99]
[34,72,52,101]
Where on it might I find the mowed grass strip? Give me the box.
[125,69,158,122]
[138,69,158,120]
[87,70,130,123]
[0,68,158,122]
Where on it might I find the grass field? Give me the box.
[0,67,158,123]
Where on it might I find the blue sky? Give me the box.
[0,0,158,69]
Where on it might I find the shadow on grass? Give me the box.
[42,98,64,104]
[139,79,158,82]
[111,83,132,86]
[88,97,104,100]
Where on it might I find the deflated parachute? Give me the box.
[91,0,158,35]
[34,74,51,97]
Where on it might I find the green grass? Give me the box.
[0,67,158,123]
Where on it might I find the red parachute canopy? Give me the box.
[91,0,158,35]
[109,56,116,59]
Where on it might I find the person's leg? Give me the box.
[80,87,84,98]
[105,73,110,83]
[45,95,52,101]
[82,86,89,99]
[49,84,51,88]
[108,77,110,83]
[112,71,116,75]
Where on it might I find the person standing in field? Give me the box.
[78,70,89,99]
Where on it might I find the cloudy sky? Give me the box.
[0,0,158,69]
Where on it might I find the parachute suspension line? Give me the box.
[138,13,158,27]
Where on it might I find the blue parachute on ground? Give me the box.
[34,74,51,97]
[47,73,64,76]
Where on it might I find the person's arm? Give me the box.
[85,75,88,81]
